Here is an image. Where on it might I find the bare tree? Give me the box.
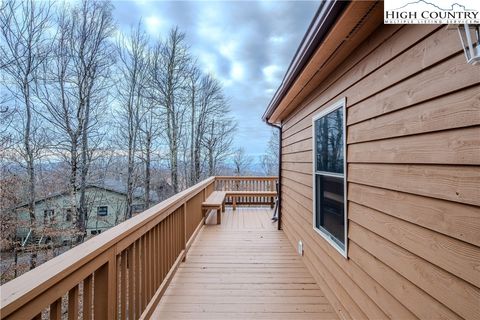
[202,118,236,176]
[187,65,201,186]
[36,6,81,237]
[191,74,225,183]
[233,147,252,176]
[150,27,190,193]
[261,129,279,176]
[35,0,115,239]
[115,22,149,219]
[138,99,162,209]
[0,0,53,268]
[0,94,14,151]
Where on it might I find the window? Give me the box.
[97,206,108,216]
[43,209,55,223]
[65,208,72,222]
[312,98,347,256]
[131,203,145,213]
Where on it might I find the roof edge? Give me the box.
[262,0,348,123]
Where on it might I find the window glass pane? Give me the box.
[97,206,108,216]
[315,175,345,248]
[315,107,344,174]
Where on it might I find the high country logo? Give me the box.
[384,0,480,24]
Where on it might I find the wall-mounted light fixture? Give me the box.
[457,24,480,65]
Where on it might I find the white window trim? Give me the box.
[311,97,348,258]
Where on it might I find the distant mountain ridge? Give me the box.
[393,0,475,11]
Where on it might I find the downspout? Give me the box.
[265,119,282,230]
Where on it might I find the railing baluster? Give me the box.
[68,285,78,320]
[142,235,147,312]
[161,219,165,280]
[127,245,134,320]
[94,261,110,319]
[150,228,154,296]
[134,240,140,319]
[174,211,177,258]
[153,225,157,289]
[151,229,155,297]
[83,275,92,320]
[168,215,172,268]
[147,231,152,300]
[158,222,162,281]
[120,250,127,320]
[116,254,121,319]
[50,298,61,320]
[157,224,161,286]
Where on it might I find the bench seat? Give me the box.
[201,190,278,223]
[201,191,227,224]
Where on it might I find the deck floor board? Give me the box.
[151,207,338,319]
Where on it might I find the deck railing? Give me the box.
[0,176,277,320]
[215,176,277,206]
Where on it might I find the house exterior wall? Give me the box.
[280,24,480,319]
[16,187,129,240]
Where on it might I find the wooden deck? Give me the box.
[151,207,338,319]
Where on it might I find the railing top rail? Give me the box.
[214,176,278,180]
[0,176,215,314]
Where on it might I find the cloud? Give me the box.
[144,15,164,36]
[263,65,281,84]
[112,0,319,158]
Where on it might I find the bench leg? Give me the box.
[222,201,225,212]
[233,197,236,211]
[270,196,274,209]
[217,208,221,224]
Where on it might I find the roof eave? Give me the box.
[262,0,348,124]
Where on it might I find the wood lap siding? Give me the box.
[280,24,480,320]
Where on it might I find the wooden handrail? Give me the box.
[0,176,277,319]
[214,176,277,180]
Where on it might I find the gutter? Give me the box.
[262,0,347,123]
[265,120,282,230]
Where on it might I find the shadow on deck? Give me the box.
[152,207,338,319]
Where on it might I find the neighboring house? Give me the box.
[263,2,479,319]
[15,185,154,242]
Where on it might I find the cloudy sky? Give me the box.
[113,1,319,159]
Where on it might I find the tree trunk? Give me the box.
[144,133,151,208]
[69,141,78,238]
[208,146,214,176]
[126,129,135,219]
[194,141,201,181]
[23,81,37,270]
[78,94,91,241]
[190,84,195,186]
[168,101,179,193]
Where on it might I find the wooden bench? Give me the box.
[225,191,277,210]
[202,190,278,224]
[201,191,226,224]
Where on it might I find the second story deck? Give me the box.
[0,176,338,320]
